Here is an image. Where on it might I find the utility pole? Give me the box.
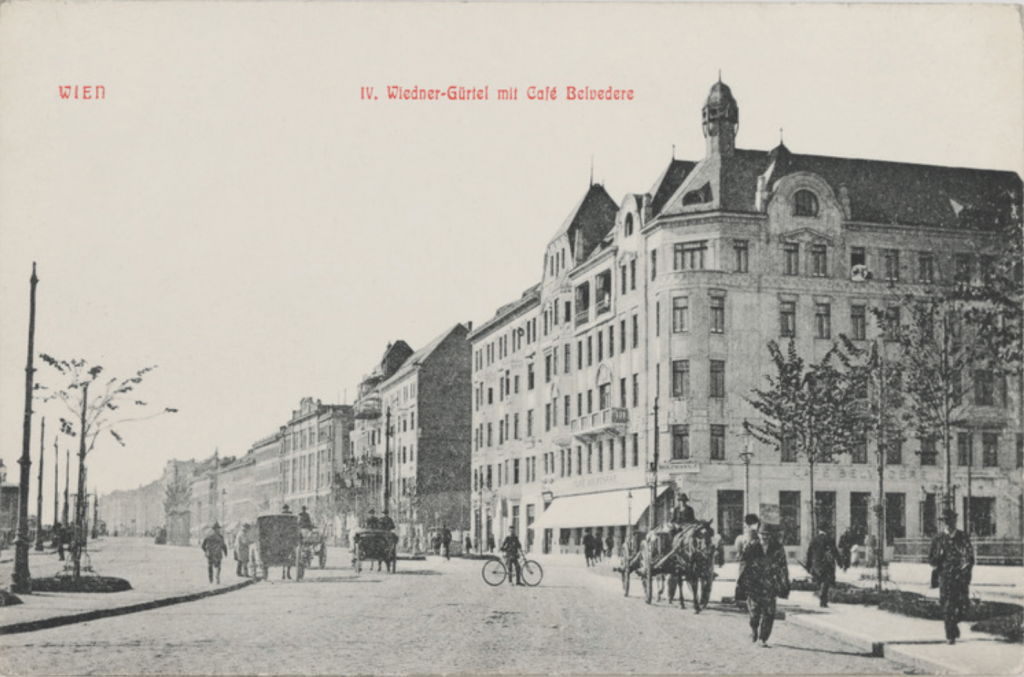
[384,408,391,516]
[649,397,660,530]
[12,262,38,594]
[34,418,45,551]
[53,437,59,541]
[876,339,886,592]
[966,432,973,537]
[62,449,70,527]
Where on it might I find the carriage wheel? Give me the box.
[481,559,506,586]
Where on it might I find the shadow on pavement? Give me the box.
[771,643,877,658]
[391,570,442,576]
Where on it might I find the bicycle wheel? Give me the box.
[521,559,543,587]
[482,559,507,586]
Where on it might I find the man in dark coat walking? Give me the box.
[806,526,841,607]
[735,514,789,647]
[201,523,228,584]
[929,507,975,644]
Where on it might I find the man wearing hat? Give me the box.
[929,507,975,644]
[735,513,790,647]
[201,522,228,584]
[364,508,380,530]
[672,493,696,526]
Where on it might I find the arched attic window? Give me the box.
[624,213,634,237]
[794,189,819,217]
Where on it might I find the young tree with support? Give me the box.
[37,356,176,579]
[837,335,905,590]
[744,340,863,539]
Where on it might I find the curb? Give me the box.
[788,612,973,674]
[0,579,256,636]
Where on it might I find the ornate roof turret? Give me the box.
[702,76,739,157]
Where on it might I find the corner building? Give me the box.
[470,80,1023,562]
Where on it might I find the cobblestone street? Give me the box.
[1,545,909,675]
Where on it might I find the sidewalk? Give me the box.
[577,553,1023,675]
[0,537,253,634]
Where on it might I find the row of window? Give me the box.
[776,432,1023,468]
[475,317,540,371]
[473,434,644,490]
[475,316,643,412]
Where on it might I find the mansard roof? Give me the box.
[657,145,1021,230]
[550,183,619,260]
[649,158,697,216]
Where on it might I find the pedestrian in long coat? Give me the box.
[735,514,790,647]
[806,526,841,607]
[201,523,228,584]
[234,523,252,578]
[929,508,975,644]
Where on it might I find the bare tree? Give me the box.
[38,355,176,577]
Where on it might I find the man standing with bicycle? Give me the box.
[500,526,524,586]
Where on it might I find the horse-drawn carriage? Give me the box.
[351,528,398,573]
[299,527,327,570]
[250,513,305,581]
[620,521,716,611]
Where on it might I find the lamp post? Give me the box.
[645,463,657,531]
[12,263,39,594]
[739,436,755,516]
[648,397,660,530]
[626,490,633,553]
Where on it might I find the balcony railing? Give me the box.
[570,407,629,440]
[595,296,611,316]
[575,307,590,327]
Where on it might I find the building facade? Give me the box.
[471,80,1023,561]
[280,398,354,523]
[378,323,473,549]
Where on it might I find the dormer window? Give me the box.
[794,190,819,217]
[624,213,634,237]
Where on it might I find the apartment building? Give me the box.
[471,79,1022,560]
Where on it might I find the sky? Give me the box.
[1,2,1022,499]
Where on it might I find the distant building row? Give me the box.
[100,324,472,548]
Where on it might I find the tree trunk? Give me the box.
[73,382,89,579]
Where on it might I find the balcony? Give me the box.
[595,295,611,316]
[354,394,382,419]
[570,407,629,441]
[575,307,590,327]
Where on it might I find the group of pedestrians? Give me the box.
[581,529,616,566]
[739,503,975,647]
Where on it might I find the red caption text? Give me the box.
[361,85,635,102]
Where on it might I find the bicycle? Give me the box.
[481,552,543,587]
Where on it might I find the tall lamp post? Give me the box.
[739,435,755,515]
[645,463,658,531]
[626,490,633,554]
[647,397,660,530]
[12,263,39,594]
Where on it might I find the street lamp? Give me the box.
[739,435,755,515]
[646,462,658,530]
[541,488,554,506]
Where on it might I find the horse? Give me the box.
[642,520,716,612]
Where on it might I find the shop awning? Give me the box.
[532,487,671,531]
